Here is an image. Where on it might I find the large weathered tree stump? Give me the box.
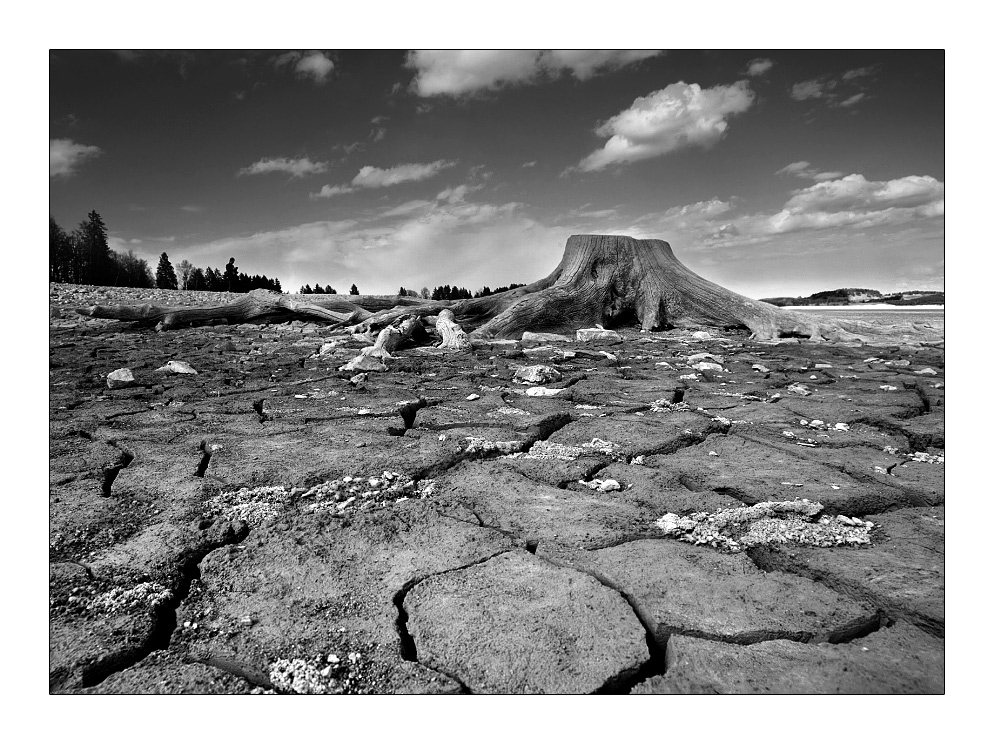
[76,235,942,346]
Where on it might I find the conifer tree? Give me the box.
[156,252,179,290]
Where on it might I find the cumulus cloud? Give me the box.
[273,51,334,84]
[775,161,844,181]
[50,138,102,178]
[237,156,329,178]
[309,184,355,199]
[406,50,662,96]
[745,58,774,76]
[309,160,456,198]
[351,160,455,188]
[576,81,755,171]
[698,174,944,246]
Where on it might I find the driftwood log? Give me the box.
[77,234,943,347]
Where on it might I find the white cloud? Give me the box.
[842,66,877,81]
[775,161,844,181]
[577,81,755,171]
[522,160,538,168]
[745,58,774,76]
[50,138,102,178]
[177,201,567,295]
[436,184,480,204]
[791,69,875,108]
[781,174,944,214]
[351,160,456,188]
[407,50,541,96]
[273,50,334,84]
[309,184,355,199]
[838,93,867,108]
[540,50,662,80]
[309,160,456,198]
[238,156,328,178]
[790,79,830,101]
[181,205,204,213]
[406,50,663,96]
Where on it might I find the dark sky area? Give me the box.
[49,49,944,297]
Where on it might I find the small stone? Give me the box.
[466,393,481,401]
[525,386,562,397]
[155,360,198,375]
[597,479,622,492]
[513,365,562,384]
[107,368,137,389]
[691,331,712,340]
[576,328,623,343]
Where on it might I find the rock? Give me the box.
[340,354,389,373]
[466,393,481,401]
[752,364,770,373]
[914,367,938,376]
[404,551,648,693]
[217,340,237,352]
[348,373,368,386]
[521,332,572,343]
[688,353,725,365]
[513,365,562,384]
[539,539,880,646]
[576,328,622,343]
[634,622,942,694]
[154,360,198,375]
[692,331,712,340]
[318,342,338,355]
[692,362,724,373]
[525,386,562,397]
[107,368,137,389]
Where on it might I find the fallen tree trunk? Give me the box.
[76,235,943,346]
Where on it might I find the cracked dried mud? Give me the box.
[49,285,944,694]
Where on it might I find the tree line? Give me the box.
[50,211,282,293]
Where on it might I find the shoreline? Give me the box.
[783,304,944,311]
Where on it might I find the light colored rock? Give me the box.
[107,368,137,389]
[340,354,388,373]
[521,331,572,343]
[155,360,198,375]
[404,551,648,693]
[576,328,622,343]
[466,393,481,401]
[692,331,712,340]
[513,365,562,384]
[635,623,943,694]
[692,362,724,373]
[525,386,562,397]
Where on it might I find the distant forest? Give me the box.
[50,211,282,293]
[761,287,944,307]
[51,211,525,300]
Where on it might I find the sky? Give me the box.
[49,49,944,299]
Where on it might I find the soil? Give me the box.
[48,283,945,694]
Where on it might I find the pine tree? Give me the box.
[350,284,359,295]
[156,252,179,289]
[325,285,335,294]
[398,286,406,297]
[76,211,112,285]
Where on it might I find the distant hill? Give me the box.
[761,288,943,307]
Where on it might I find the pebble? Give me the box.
[107,368,137,389]
[466,393,481,401]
